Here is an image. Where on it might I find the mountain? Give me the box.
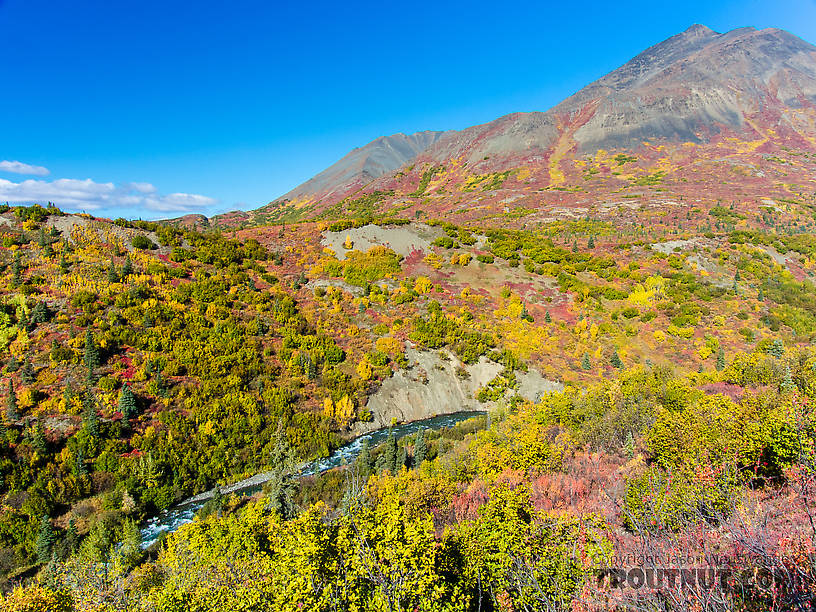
[423,24,816,163]
[192,24,816,229]
[276,130,453,204]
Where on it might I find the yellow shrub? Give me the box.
[18,388,35,410]
[666,324,694,338]
[0,585,73,612]
[356,358,372,381]
[324,395,355,426]
[414,276,432,294]
[424,253,443,269]
[375,337,402,355]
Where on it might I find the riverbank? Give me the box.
[141,410,487,548]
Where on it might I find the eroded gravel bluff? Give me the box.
[352,345,562,435]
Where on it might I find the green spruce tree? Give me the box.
[30,300,48,325]
[716,347,726,371]
[59,251,71,274]
[65,519,79,554]
[20,358,35,384]
[83,392,99,438]
[11,251,21,287]
[107,259,119,283]
[414,429,427,467]
[6,380,18,421]
[121,255,134,277]
[383,431,397,474]
[119,385,137,420]
[396,445,407,473]
[356,439,372,480]
[84,330,99,370]
[35,516,56,563]
[33,421,47,454]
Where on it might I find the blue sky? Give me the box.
[1,0,815,219]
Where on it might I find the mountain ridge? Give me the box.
[190,24,816,227]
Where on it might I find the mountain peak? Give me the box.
[258,24,816,212]
[682,23,718,37]
[273,130,453,204]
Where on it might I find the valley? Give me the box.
[3,21,816,612]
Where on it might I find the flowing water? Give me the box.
[140,410,485,548]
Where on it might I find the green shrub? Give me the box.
[131,234,155,250]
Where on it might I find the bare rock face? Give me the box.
[422,25,816,161]
[274,131,453,203]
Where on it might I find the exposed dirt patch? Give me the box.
[322,223,442,260]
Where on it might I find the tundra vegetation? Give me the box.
[3,167,816,610]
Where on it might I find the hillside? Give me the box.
[4,23,816,612]
[212,24,816,226]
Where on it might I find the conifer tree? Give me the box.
[121,255,134,277]
[33,421,47,454]
[611,350,623,369]
[544,310,552,323]
[264,421,297,520]
[11,251,21,287]
[383,431,397,474]
[396,445,407,472]
[84,330,99,373]
[6,380,18,421]
[36,516,55,563]
[75,449,87,476]
[414,429,427,467]
[119,384,137,420]
[356,439,372,479]
[716,347,726,371]
[769,339,784,359]
[83,392,99,438]
[581,352,591,371]
[65,519,79,554]
[30,300,48,325]
[59,250,70,274]
[117,519,143,569]
[107,259,119,283]
[20,358,35,384]
[782,365,795,392]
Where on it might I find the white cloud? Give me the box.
[0,160,50,176]
[0,177,218,217]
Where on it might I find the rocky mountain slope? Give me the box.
[423,24,816,163]
[199,24,816,226]
[276,130,452,203]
